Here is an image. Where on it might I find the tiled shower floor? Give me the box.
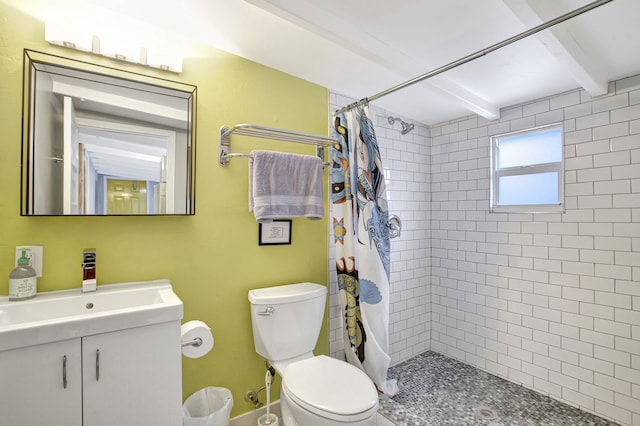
[377,351,619,426]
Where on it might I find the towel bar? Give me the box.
[223,151,330,167]
[219,124,338,167]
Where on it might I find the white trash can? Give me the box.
[183,387,233,426]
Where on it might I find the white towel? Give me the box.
[249,150,324,223]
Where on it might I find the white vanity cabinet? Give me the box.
[0,338,83,425]
[0,321,182,426]
[82,321,182,425]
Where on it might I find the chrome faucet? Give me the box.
[82,248,97,292]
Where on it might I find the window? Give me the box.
[490,124,564,213]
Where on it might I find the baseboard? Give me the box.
[230,401,282,426]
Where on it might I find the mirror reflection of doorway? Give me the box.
[58,95,180,215]
[67,106,176,215]
[107,179,147,215]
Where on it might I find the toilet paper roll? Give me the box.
[181,320,214,358]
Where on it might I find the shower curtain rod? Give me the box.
[335,0,615,115]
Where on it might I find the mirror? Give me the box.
[21,50,196,215]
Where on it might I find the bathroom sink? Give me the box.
[0,279,183,351]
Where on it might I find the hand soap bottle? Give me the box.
[9,250,37,301]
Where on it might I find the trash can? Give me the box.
[183,387,233,426]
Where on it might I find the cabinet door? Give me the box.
[82,321,182,426]
[0,339,82,426]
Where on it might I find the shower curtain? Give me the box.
[331,105,398,396]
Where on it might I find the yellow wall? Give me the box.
[0,2,329,417]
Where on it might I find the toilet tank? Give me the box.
[248,283,327,362]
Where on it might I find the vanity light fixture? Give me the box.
[44,19,183,73]
[44,20,97,53]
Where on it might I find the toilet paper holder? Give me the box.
[181,337,203,348]
[180,320,214,358]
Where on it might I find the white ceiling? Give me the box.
[11,0,640,125]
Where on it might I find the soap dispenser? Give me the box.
[9,250,37,301]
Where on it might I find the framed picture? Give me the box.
[259,220,292,245]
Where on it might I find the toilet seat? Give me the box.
[282,355,378,422]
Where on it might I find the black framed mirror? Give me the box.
[21,50,196,215]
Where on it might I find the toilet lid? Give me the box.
[282,355,378,419]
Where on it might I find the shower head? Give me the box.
[387,116,415,135]
[401,121,415,135]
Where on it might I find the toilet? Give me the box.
[248,282,379,426]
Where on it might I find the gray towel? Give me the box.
[249,150,324,223]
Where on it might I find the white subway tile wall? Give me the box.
[429,75,640,426]
[328,93,432,365]
[330,72,639,425]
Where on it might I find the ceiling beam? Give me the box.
[503,0,609,97]
[246,0,500,120]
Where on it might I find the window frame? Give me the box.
[490,123,565,213]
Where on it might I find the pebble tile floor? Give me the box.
[377,351,620,426]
